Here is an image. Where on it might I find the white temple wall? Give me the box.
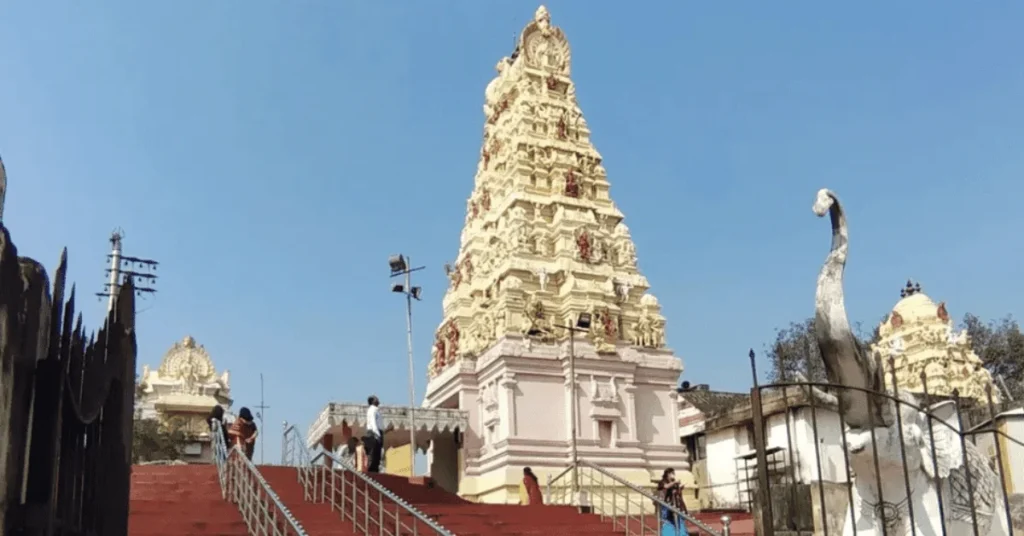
[1005,417,1024,494]
[513,375,567,441]
[458,387,482,453]
[974,412,1024,495]
[426,347,686,503]
[705,427,745,508]
[633,385,674,445]
[702,407,849,511]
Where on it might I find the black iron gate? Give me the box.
[0,224,138,535]
[747,350,1021,536]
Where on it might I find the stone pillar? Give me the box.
[321,433,334,468]
[624,381,638,441]
[563,373,574,447]
[668,390,681,440]
[500,373,518,438]
[460,388,482,453]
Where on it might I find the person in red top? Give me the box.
[522,467,544,505]
[228,407,259,460]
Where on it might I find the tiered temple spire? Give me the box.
[428,5,668,376]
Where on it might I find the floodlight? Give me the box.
[410,287,422,300]
[388,255,407,274]
[576,313,592,330]
[391,283,405,293]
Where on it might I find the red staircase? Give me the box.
[259,466,358,535]
[128,465,248,535]
[262,466,753,535]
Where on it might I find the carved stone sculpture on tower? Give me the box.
[423,6,685,505]
[425,2,670,376]
[870,280,998,404]
[810,188,1016,536]
[136,335,232,462]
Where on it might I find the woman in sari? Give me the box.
[519,467,544,505]
[228,407,259,460]
[656,468,689,536]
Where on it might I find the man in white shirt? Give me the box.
[363,395,384,473]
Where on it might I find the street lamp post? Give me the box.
[529,312,592,507]
[389,254,425,477]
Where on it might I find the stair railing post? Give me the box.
[281,421,289,465]
[722,515,732,536]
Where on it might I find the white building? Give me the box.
[679,386,848,517]
[137,335,232,462]
[973,407,1024,497]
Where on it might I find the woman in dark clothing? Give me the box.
[656,468,689,536]
[228,407,259,461]
[206,405,230,450]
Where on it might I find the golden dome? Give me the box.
[879,280,951,338]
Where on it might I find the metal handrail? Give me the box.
[212,419,308,535]
[546,459,730,536]
[281,423,454,536]
[544,464,574,504]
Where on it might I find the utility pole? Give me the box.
[527,313,591,508]
[389,255,424,477]
[255,373,270,465]
[96,229,159,313]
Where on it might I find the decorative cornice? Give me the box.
[305,403,469,449]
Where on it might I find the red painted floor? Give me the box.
[262,466,754,535]
[128,465,247,535]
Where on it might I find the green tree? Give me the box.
[132,374,187,463]
[961,314,1024,401]
[766,312,1024,401]
[131,417,187,463]
[766,317,881,384]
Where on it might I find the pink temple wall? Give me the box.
[513,377,567,440]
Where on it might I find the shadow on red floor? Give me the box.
[260,466,754,535]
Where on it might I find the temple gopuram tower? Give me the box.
[423,6,686,503]
[873,280,999,405]
[137,336,233,462]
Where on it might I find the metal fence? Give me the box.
[0,225,138,535]
[546,459,731,536]
[280,423,453,536]
[211,418,308,535]
[748,351,1023,536]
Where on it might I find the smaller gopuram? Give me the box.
[422,6,686,504]
[137,335,232,462]
[872,280,998,405]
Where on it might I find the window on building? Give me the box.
[685,433,707,463]
[598,420,613,448]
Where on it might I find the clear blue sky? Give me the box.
[2,2,1022,465]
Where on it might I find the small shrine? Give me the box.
[872,280,998,404]
[137,335,232,462]
[422,5,685,504]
